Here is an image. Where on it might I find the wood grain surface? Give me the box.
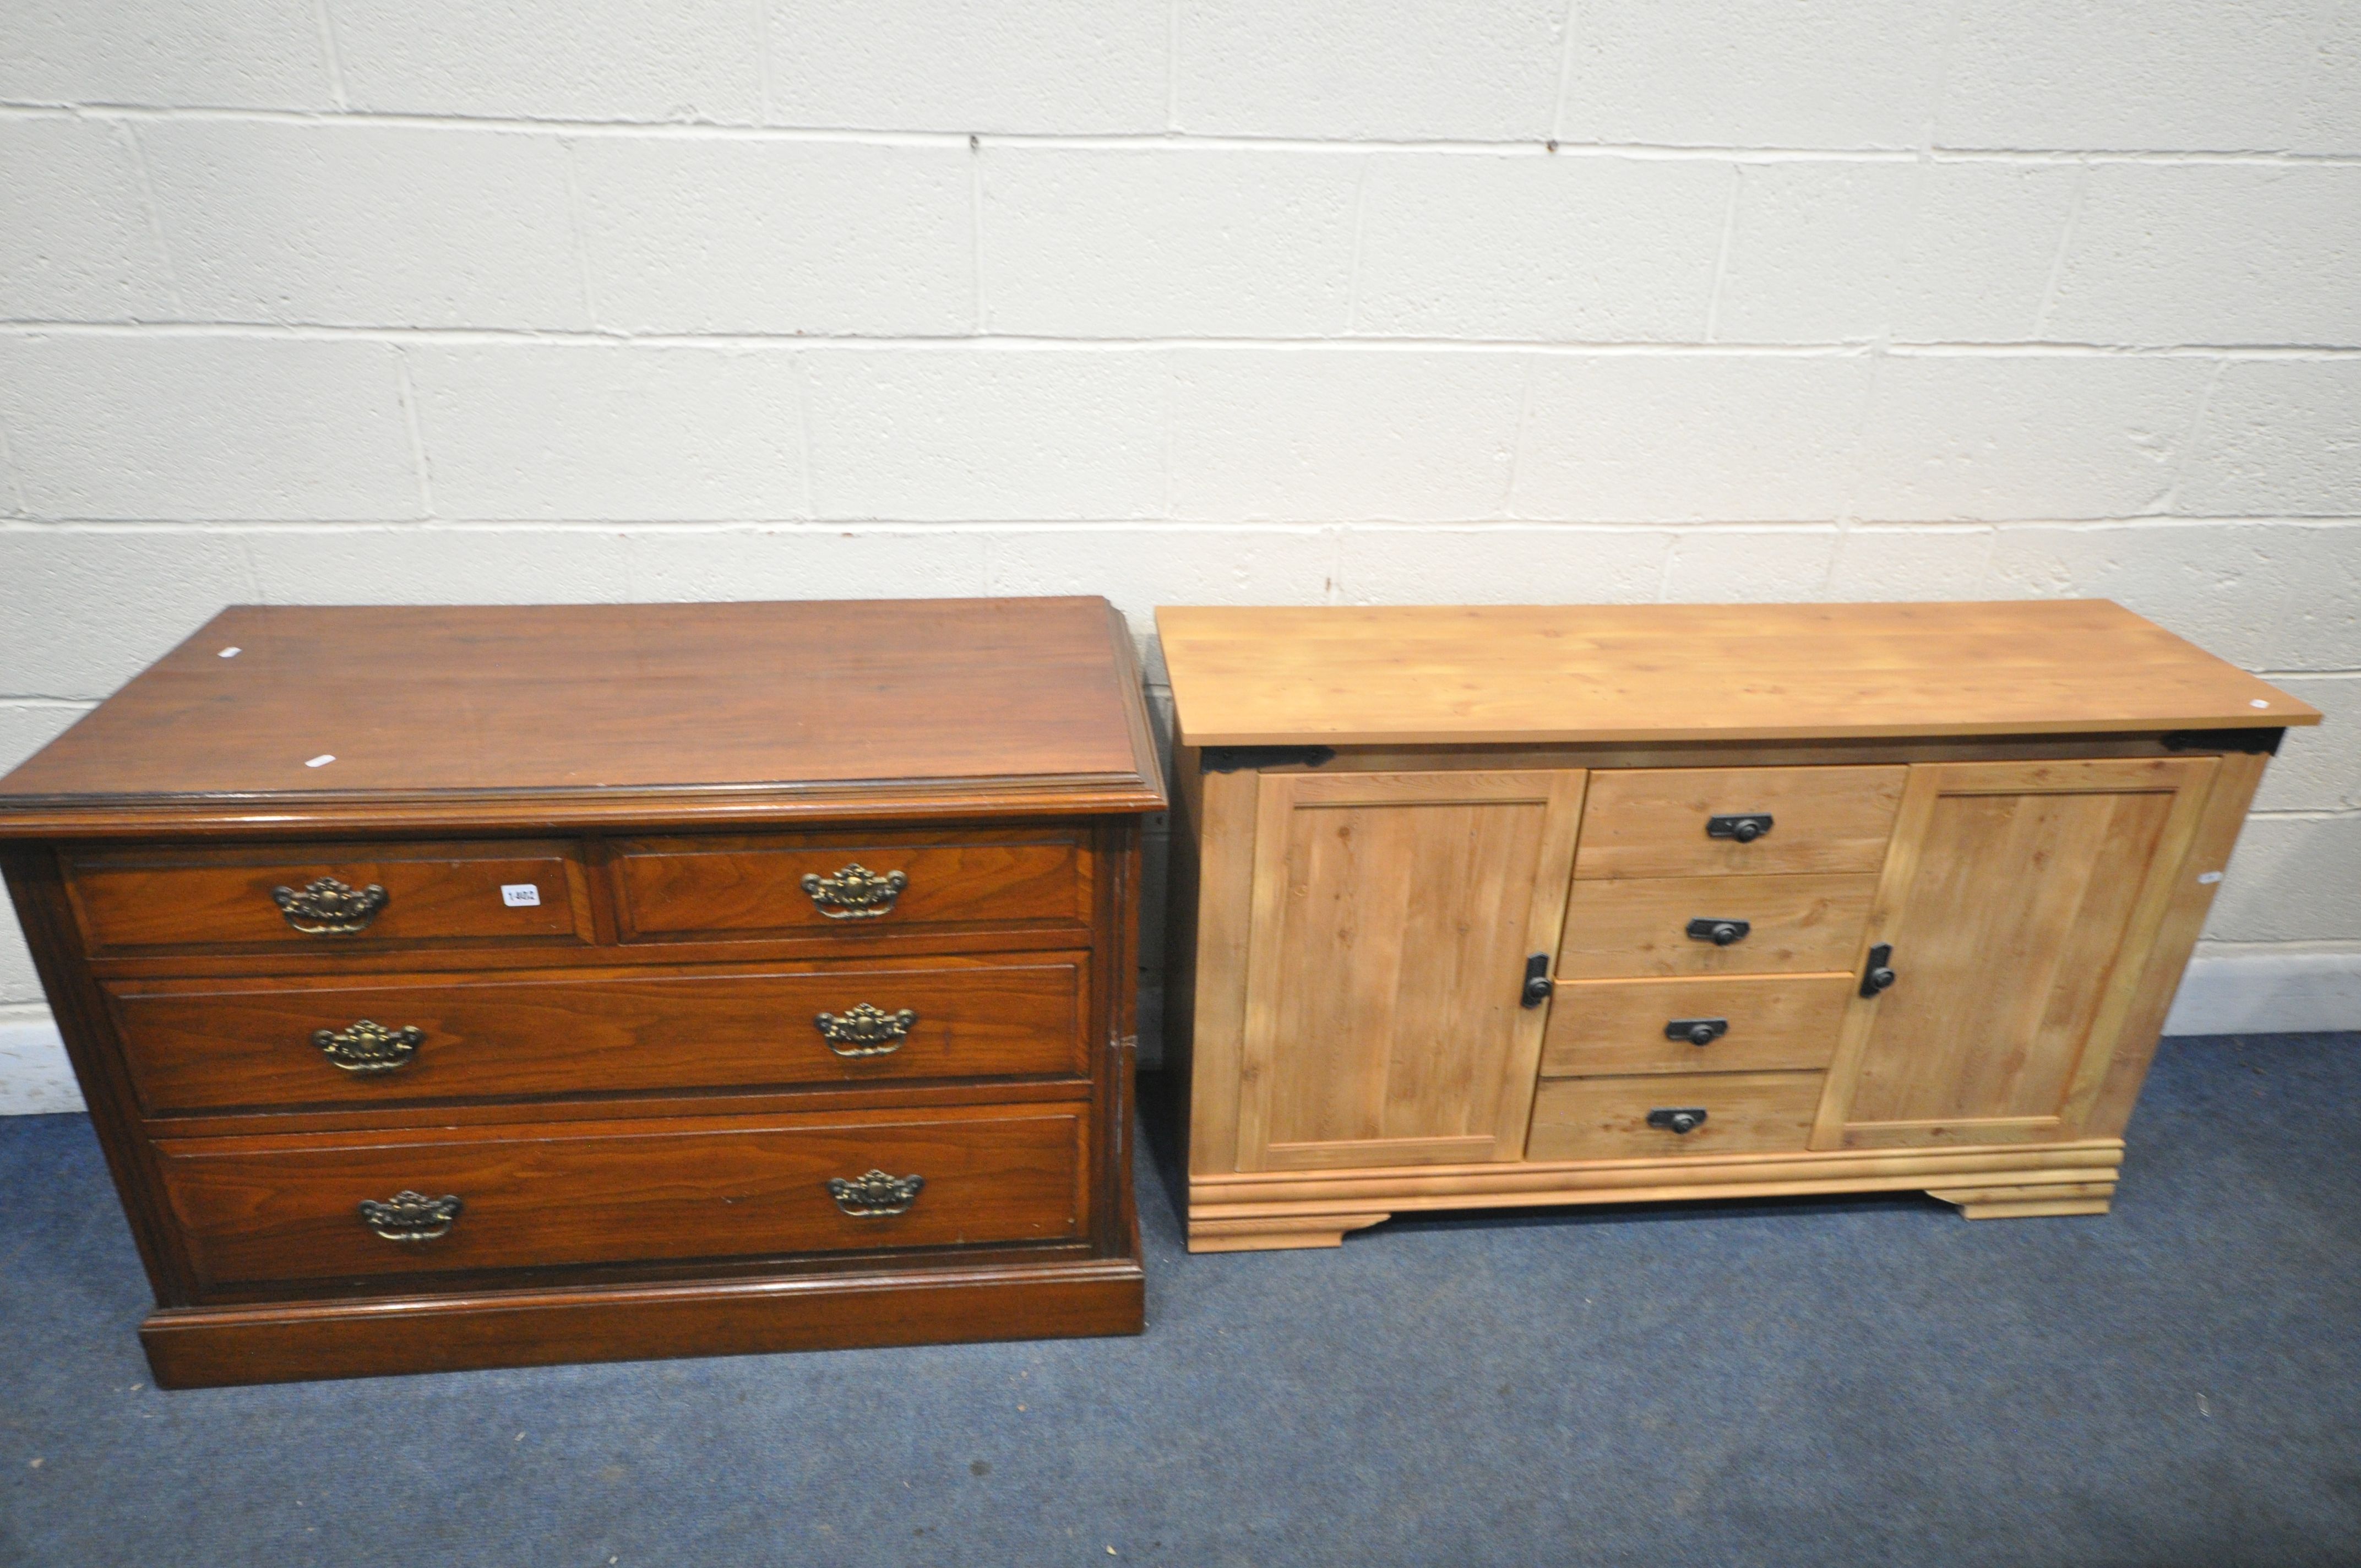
[1538,973,1854,1075]
[1525,1071,1825,1159]
[107,956,1091,1115]
[1158,600,2318,745]
[1574,764,1906,879]
[0,598,1165,834]
[155,1103,1090,1290]
[1555,872,1878,978]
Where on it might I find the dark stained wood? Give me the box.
[107,955,1092,1115]
[139,1259,1146,1388]
[0,598,1157,1383]
[0,599,1165,837]
[155,1103,1089,1291]
[67,839,594,954]
[613,828,1090,940]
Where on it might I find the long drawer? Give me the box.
[67,840,591,955]
[1556,873,1876,978]
[106,956,1092,1115]
[613,829,1092,942]
[1541,974,1853,1076]
[154,1103,1089,1291]
[1574,765,1905,879]
[1526,1071,1825,1161]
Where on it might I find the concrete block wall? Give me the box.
[3,0,2358,1106]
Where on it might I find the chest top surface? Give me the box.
[0,597,1163,835]
[1156,600,2318,748]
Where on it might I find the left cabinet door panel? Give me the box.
[1233,770,1585,1172]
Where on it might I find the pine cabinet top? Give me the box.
[1156,600,2316,747]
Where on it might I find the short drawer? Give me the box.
[1525,1071,1824,1161]
[1574,765,1905,879]
[613,829,1091,941]
[1556,873,1875,979]
[154,1103,1089,1291]
[1541,974,1852,1076]
[107,956,1091,1115]
[67,841,589,955]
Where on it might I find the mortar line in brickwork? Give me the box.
[9,323,2359,357]
[6,102,2360,166]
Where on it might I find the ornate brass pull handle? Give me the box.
[814,1004,917,1057]
[800,863,909,919]
[826,1169,923,1217]
[357,1190,462,1242]
[271,876,389,935]
[313,1019,423,1073]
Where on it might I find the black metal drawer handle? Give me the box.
[814,1004,917,1057]
[271,876,388,935]
[1861,941,1898,998]
[358,1190,462,1242]
[1686,917,1750,946]
[828,1169,924,1217]
[1666,1017,1728,1046]
[1647,1108,1708,1135]
[313,1019,423,1073]
[800,863,909,919]
[1707,813,1774,843]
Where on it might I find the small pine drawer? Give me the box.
[105,955,1092,1116]
[66,842,591,955]
[154,1103,1090,1293]
[612,829,1092,941]
[1525,1071,1825,1161]
[1574,765,1905,880]
[1556,873,1876,979]
[1540,974,1853,1076]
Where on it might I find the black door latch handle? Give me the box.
[1860,941,1897,998]
[1666,1017,1729,1046]
[1706,813,1774,843]
[1686,917,1750,946]
[1647,1108,1708,1135]
[1521,953,1553,1008]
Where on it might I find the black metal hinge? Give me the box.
[1201,745,1339,774]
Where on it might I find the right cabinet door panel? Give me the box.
[1816,757,2218,1150]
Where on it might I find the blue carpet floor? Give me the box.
[3,1033,2358,1567]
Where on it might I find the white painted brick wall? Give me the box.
[3,2,2359,1101]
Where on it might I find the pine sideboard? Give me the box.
[0,597,1163,1385]
[1157,601,2316,1253]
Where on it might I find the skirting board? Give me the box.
[0,950,2355,1114]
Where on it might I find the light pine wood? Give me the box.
[1574,765,1906,879]
[1163,599,2304,1251]
[1815,756,2218,1150]
[1526,1071,1824,1160]
[2084,749,2269,1138]
[1156,602,2318,747]
[1233,770,1584,1171]
[1182,1141,2125,1249]
[1555,872,1877,979]
[1539,973,1853,1076]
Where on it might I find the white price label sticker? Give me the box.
[501,883,542,907]
[2196,871,2223,885]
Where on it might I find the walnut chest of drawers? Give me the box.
[0,597,1163,1386]
[1157,601,2316,1253]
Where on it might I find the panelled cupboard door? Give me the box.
[1815,757,2219,1150]
[1234,771,1585,1172]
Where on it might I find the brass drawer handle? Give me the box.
[800,863,909,920]
[313,1019,423,1073]
[827,1169,923,1217]
[271,876,389,935]
[358,1190,463,1242]
[814,1004,917,1057]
